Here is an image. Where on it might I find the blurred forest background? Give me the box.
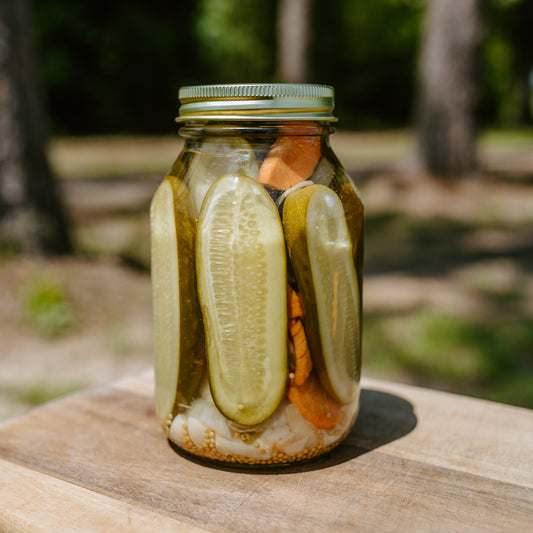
[0,0,532,420]
[31,0,533,134]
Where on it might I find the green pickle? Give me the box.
[151,84,363,465]
[150,176,204,428]
[196,174,287,426]
[283,184,361,404]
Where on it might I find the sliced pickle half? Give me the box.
[283,184,360,404]
[150,177,204,428]
[197,174,287,426]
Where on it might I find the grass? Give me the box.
[479,128,533,151]
[22,277,78,338]
[364,310,533,407]
[14,381,87,407]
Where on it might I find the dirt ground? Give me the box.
[1,133,532,421]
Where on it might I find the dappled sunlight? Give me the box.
[358,150,533,408]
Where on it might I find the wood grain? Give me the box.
[0,459,206,533]
[0,370,532,532]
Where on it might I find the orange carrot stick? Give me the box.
[287,286,311,385]
[289,318,313,386]
[287,373,343,430]
[287,285,304,319]
[258,136,321,190]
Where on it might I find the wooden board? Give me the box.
[1,370,532,532]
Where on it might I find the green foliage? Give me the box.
[23,278,77,338]
[32,0,200,134]
[480,34,515,124]
[481,0,533,125]
[310,0,423,128]
[30,0,423,132]
[364,311,533,407]
[195,0,276,82]
[30,0,533,134]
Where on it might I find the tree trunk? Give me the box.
[416,0,483,178]
[0,0,72,254]
[277,0,311,83]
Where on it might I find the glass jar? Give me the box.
[150,84,364,466]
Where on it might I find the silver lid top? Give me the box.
[176,83,337,122]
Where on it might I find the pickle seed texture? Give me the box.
[197,174,288,426]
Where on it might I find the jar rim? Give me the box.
[176,83,337,122]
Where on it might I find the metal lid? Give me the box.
[176,83,337,122]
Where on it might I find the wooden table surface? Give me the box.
[0,370,532,532]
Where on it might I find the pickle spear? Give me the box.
[197,174,287,426]
[283,184,360,404]
[150,177,204,428]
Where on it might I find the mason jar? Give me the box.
[150,84,364,465]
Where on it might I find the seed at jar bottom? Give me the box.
[168,381,358,465]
